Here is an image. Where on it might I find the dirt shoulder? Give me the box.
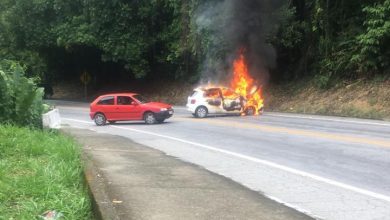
[63,127,312,220]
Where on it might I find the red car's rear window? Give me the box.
[97,96,115,105]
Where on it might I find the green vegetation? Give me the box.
[0,60,44,127]
[0,0,388,83]
[0,0,388,114]
[0,0,194,81]
[1,5,95,218]
[275,0,390,83]
[0,125,92,219]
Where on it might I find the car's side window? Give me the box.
[205,89,221,98]
[97,96,115,105]
[221,88,235,98]
[117,96,134,105]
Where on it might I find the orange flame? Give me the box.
[231,51,264,114]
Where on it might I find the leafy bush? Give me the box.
[314,72,332,89]
[0,60,44,127]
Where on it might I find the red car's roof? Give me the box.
[100,93,138,97]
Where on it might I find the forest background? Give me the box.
[1,0,389,119]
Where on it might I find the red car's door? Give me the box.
[96,96,116,119]
[115,96,142,120]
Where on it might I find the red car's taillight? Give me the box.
[191,99,196,104]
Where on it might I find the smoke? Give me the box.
[195,0,285,85]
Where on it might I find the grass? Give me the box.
[0,125,92,219]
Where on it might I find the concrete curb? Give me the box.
[83,150,121,220]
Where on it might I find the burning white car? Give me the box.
[188,50,265,118]
[186,86,263,118]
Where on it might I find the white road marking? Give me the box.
[265,113,390,127]
[63,117,390,203]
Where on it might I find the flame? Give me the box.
[231,51,264,115]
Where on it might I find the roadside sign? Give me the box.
[80,71,91,100]
[80,72,91,85]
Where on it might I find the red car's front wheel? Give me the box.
[144,112,157,124]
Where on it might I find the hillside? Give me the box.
[265,79,390,120]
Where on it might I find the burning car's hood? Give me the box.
[143,102,172,109]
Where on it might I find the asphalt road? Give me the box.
[54,101,390,220]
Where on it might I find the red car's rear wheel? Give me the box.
[94,113,106,126]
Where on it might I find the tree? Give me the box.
[0,0,196,80]
[354,0,390,73]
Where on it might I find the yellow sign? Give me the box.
[80,72,91,85]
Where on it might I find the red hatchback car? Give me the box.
[90,93,174,125]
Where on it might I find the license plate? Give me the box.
[169,110,173,114]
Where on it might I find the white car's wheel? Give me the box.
[195,106,208,118]
[245,106,255,116]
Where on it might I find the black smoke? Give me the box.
[196,0,285,85]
